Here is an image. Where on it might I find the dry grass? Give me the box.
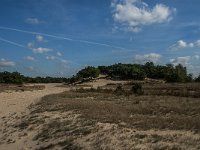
[9,83,200,149]
[0,84,45,93]
[103,82,200,98]
[33,90,200,132]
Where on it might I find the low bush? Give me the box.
[131,83,143,95]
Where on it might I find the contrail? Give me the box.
[0,26,130,50]
[0,36,27,48]
[0,36,83,67]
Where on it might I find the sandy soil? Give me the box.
[0,80,127,150]
[0,84,68,150]
[79,78,129,88]
[1,81,199,150]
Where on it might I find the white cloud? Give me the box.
[112,0,175,32]
[135,53,162,63]
[57,52,62,57]
[36,35,46,42]
[169,55,199,66]
[170,39,200,51]
[46,56,56,60]
[25,56,35,61]
[0,58,16,67]
[195,40,200,47]
[25,18,42,24]
[27,42,34,49]
[32,47,52,53]
[170,56,191,66]
[27,41,52,54]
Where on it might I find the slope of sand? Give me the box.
[0,84,68,150]
[79,78,129,88]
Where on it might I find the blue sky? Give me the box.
[0,0,200,77]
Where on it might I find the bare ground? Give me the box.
[0,84,68,150]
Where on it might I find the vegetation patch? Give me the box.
[33,88,200,132]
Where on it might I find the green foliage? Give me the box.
[98,63,191,82]
[0,71,24,84]
[68,63,194,83]
[0,62,196,84]
[77,66,100,79]
[69,75,78,84]
[98,63,145,80]
[164,64,189,82]
[0,71,68,84]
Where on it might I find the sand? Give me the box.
[0,80,127,150]
[0,83,68,150]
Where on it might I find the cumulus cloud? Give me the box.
[170,39,200,51]
[27,41,52,54]
[25,18,42,24]
[46,56,56,60]
[32,47,52,54]
[170,56,191,66]
[25,56,35,61]
[57,52,62,57]
[170,55,199,66]
[112,0,175,32]
[134,53,162,63]
[0,58,16,67]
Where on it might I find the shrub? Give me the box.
[114,84,125,95]
[131,83,143,95]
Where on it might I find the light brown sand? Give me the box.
[79,78,128,88]
[0,83,68,150]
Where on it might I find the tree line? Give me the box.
[1,62,200,84]
[0,71,68,84]
[69,62,199,83]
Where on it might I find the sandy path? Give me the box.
[0,84,67,118]
[81,79,129,88]
[0,83,68,150]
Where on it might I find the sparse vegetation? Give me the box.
[31,83,200,133]
[0,84,45,93]
[14,82,199,149]
[131,83,143,95]
[2,82,200,150]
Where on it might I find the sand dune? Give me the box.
[0,84,68,150]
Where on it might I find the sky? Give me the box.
[0,0,200,77]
